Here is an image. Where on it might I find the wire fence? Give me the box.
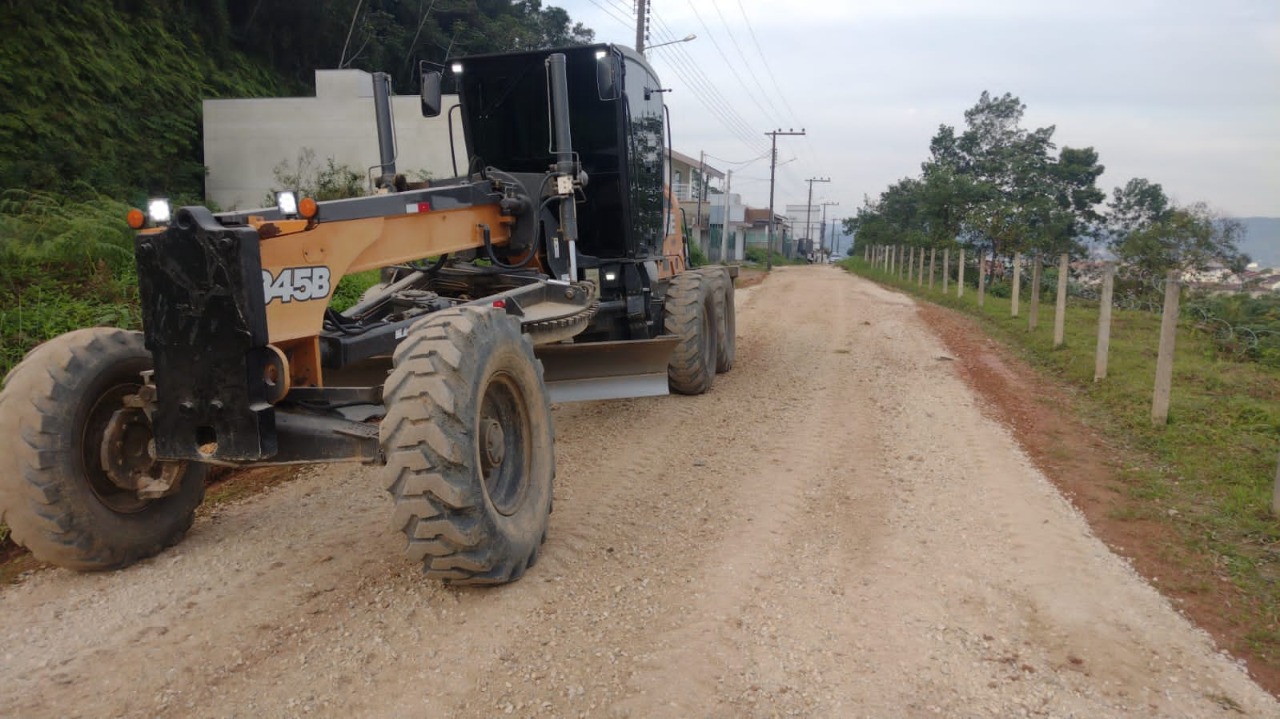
[864,244,1280,368]
[861,242,1280,515]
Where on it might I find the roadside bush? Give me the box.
[265,148,366,204]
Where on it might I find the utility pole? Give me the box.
[804,177,830,257]
[765,128,805,270]
[694,150,707,256]
[635,0,647,54]
[820,201,839,259]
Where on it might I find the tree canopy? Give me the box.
[843,91,1248,276]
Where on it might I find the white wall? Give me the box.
[203,69,466,210]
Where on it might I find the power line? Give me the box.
[706,0,789,128]
[585,0,633,30]
[646,26,770,153]
[734,0,803,129]
[647,17,769,154]
[598,0,770,155]
[683,0,786,130]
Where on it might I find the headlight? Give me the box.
[147,198,171,225]
[276,191,298,217]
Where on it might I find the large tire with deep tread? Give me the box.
[0,328,207,570]
[380,306,555,585]
[701,268,736,373]
[664,271,719,395]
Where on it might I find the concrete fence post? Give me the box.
[1095,262,1115,381]
[1151,270,1181,426]
[1053,253,1069,347]
[977,252,987,308]
[929,248,936,290]
[957,248,965,298]
[1011,252,1022,318]
[1272,452,1280,517]
[899,246,907,280]
[918,247,925,287]
[1028,256,1042,331]
[908,247,915,283]
[942,248,950,293]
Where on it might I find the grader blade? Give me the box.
[535,337,678,402]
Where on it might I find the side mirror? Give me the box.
[596,52,621,101]
[420,70,443,117]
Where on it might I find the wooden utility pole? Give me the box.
[803,177,830,261]
[820,201,839,260]
[765,129,805,270]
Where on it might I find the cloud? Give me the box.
[557,0,1280,216]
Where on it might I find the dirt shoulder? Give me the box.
[917,300,1280,696]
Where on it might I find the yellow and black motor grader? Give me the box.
[0,44,735,585]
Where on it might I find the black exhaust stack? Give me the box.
[372,72,397,188]
[546,53,579,282]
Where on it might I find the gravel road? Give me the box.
[2,265,1275,718]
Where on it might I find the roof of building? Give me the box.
[667,149,724,180]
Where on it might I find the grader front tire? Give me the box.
[380,307,555,585]
[0,328,206,570]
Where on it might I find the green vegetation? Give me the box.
[846,257,1280,665]
[846,92,1245,282]
[744,246,806,267]
[0,191,142,375]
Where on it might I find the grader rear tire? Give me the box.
[0,328,207,570]
[664,271,718,395]
[380,306,555,585]
[701,268,736,373]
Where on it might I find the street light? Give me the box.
[645,33,696,52]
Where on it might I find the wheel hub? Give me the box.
[100,407,182,500]
[481,417,506,466]
[477,374,530,517]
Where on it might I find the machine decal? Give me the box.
[262,266,332,304]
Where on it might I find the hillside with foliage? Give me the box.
[0,0,595,380]
[0,0,592,202]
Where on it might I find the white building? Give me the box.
[203,69,464,210]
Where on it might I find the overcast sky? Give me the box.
[554,0,1279,221]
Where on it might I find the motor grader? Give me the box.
[0,45,735,585]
